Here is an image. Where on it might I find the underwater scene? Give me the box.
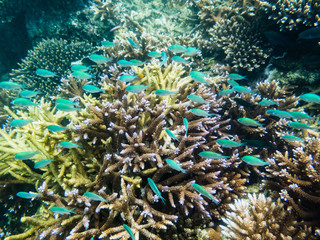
[0,0,320,239]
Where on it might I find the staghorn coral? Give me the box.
[220,193,314,239]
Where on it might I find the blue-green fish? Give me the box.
[126,84,150,93]
[72,71,92,80]
[154,89,177,96]
[10,119,32,127]
[191,183,219,204]
[71,64,91,72]
[59,141,83,149]
[232,86,255,94]
[89,54,112,64]
[82,84,105,93]
[189,71,209,84]
[258,100,279,106]
[147,178,165,204]
[298,26,320,39]
[128,38,141,49]
[289,111,314,120]
[19,90,41,98]
[34,159,54,169]
[183,47,201,57]
[242,156,270,166]
[172,56,189,64]
[227,80,239,87]
[190,108,214,117]
[14,151,40,160]
[56,103,79,112]
[101,40,117,48]
[0,81,23,89]
[166,159,186,173]
[117,60,135,67]
[119,75,139,82]
[216,139,243,148]
[148,51,162,58]
[228,73,246,80]
[161,51,167,67]
[168,45,187,53]
[11,98,38,107]
[129,59,145,66]
[183,118,188,136]
[84,192,108,203]
[35,69,58,77]
[50,206,76,215]
[299,93,320,103]
[198,151,229,159]
[281,135,304,143]
[288,122,315,130]
[187,94,208,104]
[47,125,67,132]
[237,117,263,127]
[17,192,40,199]
[218,89,234,96]
[55,98,78,106]
[266,110,293,119]
[165,128,180,142]
[123,224,135,240]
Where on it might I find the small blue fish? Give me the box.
[289,111,314,120]
[237,117,263,127]
[35,69,58,77]
[183,47,201,57]
[183,118,188,136]
[198,151,229,159]
[117,60,135,67]
[227,80,239,87]
[187,94,208,104]
[148,51,162,58]
[189,71,209,84]
[232,86,255,94]
[10,119,32,127]
[191,183,219,204]
[161,51,167,67]
[59,141,82,149]
[166,159,186,173]
[50,206,76,215]
[71,64,91,72]
[242,156,270,166]
[172,56,189,64]
[56,103,79,112]
[55,98,78,106]
[47,125,67,132]
[258,100,279,106]
[154,89,177,96]
[17,192,40,199]
[228,73,246,80]
[266,110,293,119]
[72,71,92,80]
[19,90,41,98]
[288,122,315,130]
[281,135,304,143]
[12,98,38,107]
[129,59,145,66]
[218,89,234,96]
[216,139,243,148]
[119,75,139,82]
[190,108,214,117]
[128,38,141,49]
[126,84,150,93]
[0,81,23,89]
[147,178,165,204]
[165,128,180,142]
[101,40,117,48]
[299,93,320,103]
[123,224,135,240]
[14,151,40,160]
[168,45,187,53]
[84,192,108,203]
[34,159,54,169]
[82,84,105,93]
[298,26,320,39]
[89,54,112,64]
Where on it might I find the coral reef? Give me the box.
[220,193,314,239]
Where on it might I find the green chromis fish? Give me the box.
[0,81,23,89]
[14,151,40,160]
[299,93,320,103]
[237,117,263,127]
[34,159,54,169]
[216,139,243,148]
[161,51,167,67]
[289,111,314,120]
[190,108,214,117]
[117,60,135,67]
[119,75,139,82]
[89,54,112,64]
[126,84,150,93]
[147,178,165,204]
[168,44,187,53]
[50,206,76,215]
[10,119,32,127]
[187,94,208,104]
[218,89,234,96]
[183,47,201,57]
[35,69,58,77]
[59,141,83,149]
[281,135,304,143]
[71,64,91,72]
[47,125,67,132]
[16,192,40,199]
[232,86,256,94]
[55,103,79,112]
[183,118,188,136]
[148,51,162,58]
[172,56,189,64]
[189,71,209,84]
[84,192,108,203]
[72,71,93,80]
[228,73,246,80]
[19,90,41,98]
[101,40,117,48]
[165,128,180,142]
[128,38,141,49]
[154,89,177,96]
[266,110,293,119]
[258,100,279,106]
[288,122,315,130]
[129,59,145,66]
[242,155,270,166]
[11,98,38,107]
[166,159,186,173]
[198,151,229,159]
[191,183,219,204]
[123,224,135,240]
[227,80,239,87]
[82,84,105,93]
[55,98,78,106]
